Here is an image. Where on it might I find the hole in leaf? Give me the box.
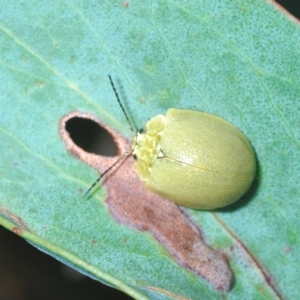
[65,117,118,156]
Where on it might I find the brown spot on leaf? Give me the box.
[59,111,233,291]
[12,227,21,235]
[0,205,29,230]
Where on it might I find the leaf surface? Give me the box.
[0,1,299,299]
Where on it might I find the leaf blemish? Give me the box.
[59,111,234,292]
[12,227,21,235]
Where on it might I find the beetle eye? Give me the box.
[139,128,144,134]
[133,154,138,160]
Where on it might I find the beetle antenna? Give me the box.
[108,75,136,133]
[83,152,129,198]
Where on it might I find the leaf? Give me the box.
[0,1,299,299]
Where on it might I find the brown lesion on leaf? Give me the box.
[0,205,29,231]
[59,111,234,292]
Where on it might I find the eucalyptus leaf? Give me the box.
[0,1,299,299]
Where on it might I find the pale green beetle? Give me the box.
[131,108,256,209]
[85,76,256,209]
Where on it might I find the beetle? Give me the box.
[131,108,256,209]
[84,76,256,209]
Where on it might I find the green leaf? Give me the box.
[0,1,299,299]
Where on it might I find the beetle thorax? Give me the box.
[132,114,166,181]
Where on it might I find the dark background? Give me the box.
[1,2,299,299]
